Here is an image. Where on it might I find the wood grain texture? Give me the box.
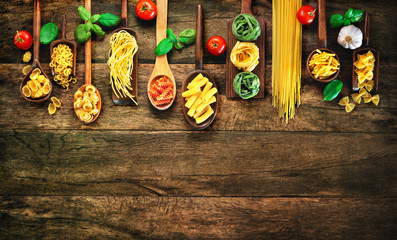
[1,64,396,132]
[0,0,396,65]
[0,130,395,197]
[1,196,396,239]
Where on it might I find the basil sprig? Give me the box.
[330,8,364,28]
[155,28,196,56]
[40,22,58,45]
[323,80,343,101]
[233,72,260,99]
[74,6,120,44]
[232,13,261,41]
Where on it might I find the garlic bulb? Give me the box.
[337,25,363,50]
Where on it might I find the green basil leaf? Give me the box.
[40,22,58,45]
[98,13,121,27]
[78,6,91,21]
[344,18,351,26]
[90,14,100,23]
[173,39,184,50]
[350,9,364,23]
[75,23,91,44]
[329,14,344,28]
[344,8,354,19]
[92,24,105,36]
[155,38,173,56]
[167,28,177,43]
[323,80,343,101]
[85,21,93,32]
[179,29,196,45]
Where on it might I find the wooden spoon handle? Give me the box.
[240,0,252,14]
[85,0,91,85]
[62,14,67,39]
[195,5,203,70]
[364,12,370,47]
[318,0,327,48]
[156,0,167,45]
[33,0,40,60]
[121,0,128,28]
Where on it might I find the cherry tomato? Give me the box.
[297,5,316,25]
[206,36,226,56]
[135,0,157,21]
[14,31,33,50]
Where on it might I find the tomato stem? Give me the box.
[15,30,25,43]
[309,9,317,17]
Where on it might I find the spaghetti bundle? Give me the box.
[272,0,302,122]
[50,44,76,90]
[108,30,138,105]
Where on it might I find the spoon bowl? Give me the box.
[50,15,77,80]
[306,0,340,83]
[20,0,52,103]
[110,0,139,105]
[73,0,102,124]
[352,12,380,91]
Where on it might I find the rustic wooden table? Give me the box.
[0,0,396,239]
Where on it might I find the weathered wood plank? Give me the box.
[0,64,395,132]
[1,196,396,239]
[0,0,396,64]
[0,130,396,197]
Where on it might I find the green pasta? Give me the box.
[232,14,261,41]
[233,72,260,99]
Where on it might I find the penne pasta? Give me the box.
[202,88,218,103]
[187,77,208,89]
[182,86,200,98]
[190,73,204,84]
[185,92,200,109]
[196,96,216,113]
[195,107,214,124]
[193,105,210,119]
[199,81,213,99]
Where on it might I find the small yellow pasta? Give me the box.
[196,96,216,114]
[196,107,214,124]
[199,81,213,99]
[191,73,203,83]
[23,51,32,62]
[187,98,203,117]
[202,88,218,103]
[182,86,200,98]
[193,105,209,119]
[185,92,200,109]
[50,44,76,89]
[187,77,208,89]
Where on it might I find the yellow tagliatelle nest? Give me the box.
[49,44,76,90]
[22,68,50,99]
[230,41,259,72]
[108,30,138,105]
[23,51,32,63]
[309,49,340,79]
[74,85,100,123]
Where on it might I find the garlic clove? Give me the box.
[337,25,363,50]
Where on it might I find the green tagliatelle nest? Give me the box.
[233,72,260,99]
[232,13,261,41]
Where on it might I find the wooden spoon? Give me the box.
[73,0,102,124]
[306,0,340,83]
[20,0,52,103]
[147,0,176,110]
[110,0,138,105]
[352,12,380,91]
[50,15,77,83]
[182,5,218,130]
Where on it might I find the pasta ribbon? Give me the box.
[232,13,261,41]
[230,41,259,72]
[232,72,260,99]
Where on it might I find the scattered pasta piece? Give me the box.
[22,85,31,98]
[351,88,369,104]
[23,51,32,63]
[51,97,61,108]
[338,96,349,106]
[230,41,259,72]
[48,103,56,115]
[309,49,340,79]
[22,65,31,75]
[345,102,356,113]
[50,44,76,90]
[363,93,380,106]
[339,96,356,113]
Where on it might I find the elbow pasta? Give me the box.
[182,74,217,124]
[50,44,76,90]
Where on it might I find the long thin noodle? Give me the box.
[108,30,138,105]
[272,0,302,122]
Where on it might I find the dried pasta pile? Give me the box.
[272,0,302,122]
[148,76,174,106]
[50,44,76,90]
[108,30,138,105]
[22,68,51,99]
[230,41,259,72]
[74,85,100,123]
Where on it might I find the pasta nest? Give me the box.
[230,41,259,72]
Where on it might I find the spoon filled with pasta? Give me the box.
[108,0,138,105]
[73,0,102,124]
[50,15,77,90]
[182,5,218,130]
